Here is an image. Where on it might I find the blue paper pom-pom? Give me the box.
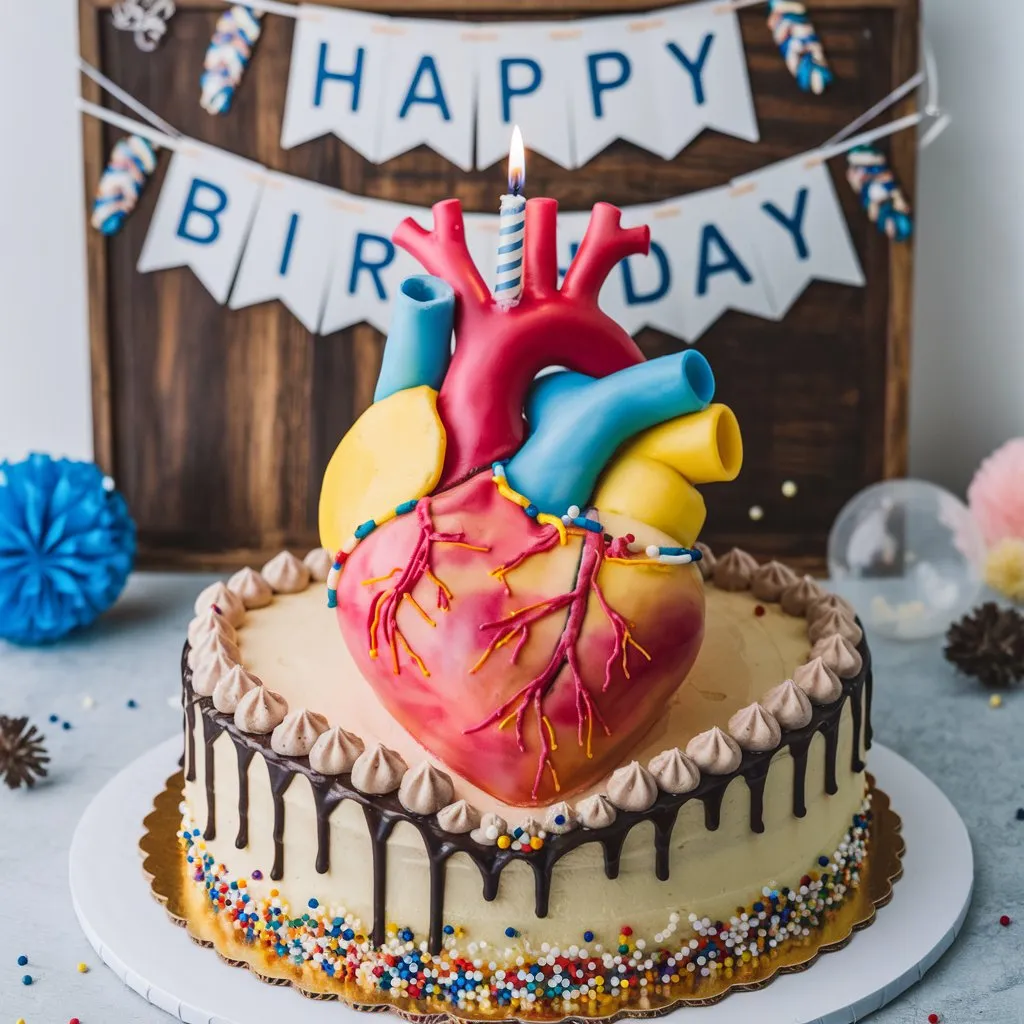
[0,454,136,645]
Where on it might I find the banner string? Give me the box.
[77,99,183,152]
[79,59,183,142]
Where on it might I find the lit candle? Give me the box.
[495,125,526,310]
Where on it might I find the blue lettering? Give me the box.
[621,241,670,305]
[762,187,811,261]
[279,213,300,277]
[697,224,752,297]
[176,178,228,245]
[399,55,451,121]
[315,41,364,111]
[500,58,542,123]
[349,232,395,299]
[666,34,715,106]
[586,51,631,119]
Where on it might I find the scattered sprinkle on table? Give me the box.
[77,962,89,973]
[1000,914,1012,926]
[16,954,27,966]
[990,694,1003,708]
[82,695,95,710]
[62,721,72,730]
[1017,807,1024,821]
[49,714,58,723]
[126,699,137,709]
[21,974,32,985]
[70,1018,81,1024]
[928,1014,940,1023]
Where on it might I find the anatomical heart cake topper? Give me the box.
[319,195,742,806]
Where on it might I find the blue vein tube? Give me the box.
[373,275,455,403]
[505,350,716,514]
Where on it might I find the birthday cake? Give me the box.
[176,197,875,1018]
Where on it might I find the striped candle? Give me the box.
[494,125,526,309]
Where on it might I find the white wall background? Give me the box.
[0,0,1021,494]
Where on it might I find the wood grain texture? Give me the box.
[80,0,919,571]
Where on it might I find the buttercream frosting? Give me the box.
[351,744,407,795]
[437,800,480,834]
[808,608,863,646]
[193,581,246,627]
[308,727,364,775]
[685,726,742,774]
[751,561,798,602]
[810,634,863,678]
[793,657,843,704]
[712,548,758,591]
[762,679,813,729]
[542,801,578,835]
[807,592,856,622]
[728,703,782,752]
[470,812,509,846]
[211,664,261,713]
[192,649,237,698]
[261,551,311,594]
[227,567,273,609]
[303,547,334,583]
[233,684,288,735]
[271,709,329,756]
[648,748,700,794]
[780,576,824,617]
[187,630,240,670]
[607,761,658,812]
[694,542,716,581]
[187,607,237,648]
[398,762,455,815]
[577,794,617,829]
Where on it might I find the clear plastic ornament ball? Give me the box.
[827,479,985,640]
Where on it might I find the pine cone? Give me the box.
[944,603,1024,688]
[0,716,50,789]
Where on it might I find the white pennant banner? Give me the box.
[137,142,264,304]
[737,156,866,317]
[135,139,865,344]
[281,7,389,160]
[229,174,342,331]
[280,1,758,170]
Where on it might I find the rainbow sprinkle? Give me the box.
[179,798,871,1013]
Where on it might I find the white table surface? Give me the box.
[1,572,1022,1023]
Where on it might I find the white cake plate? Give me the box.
[70,737,971,1024]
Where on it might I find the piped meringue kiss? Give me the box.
[780,576,825,617]
[271,709,329,756]
[542,801,578,835]
[398,762,455,815]
[193,582,246,627]
[188,630,240,670]
[810,634,863,678]
[192,649,238,698]
[648,748,700,794]
[762,679,813,729]
[261,551,311,594]
[685,726,742,774]
[713,548,759,591]
[212,664,261,713]
[234,684,288,735]
[309,727,364,775]
[187,607,237,648]
[227,567,273,610]
[577,794,617,829]
[728,703,782,752]
[751,561,798,602]
[606,761,658,812]
[303,548,334,583]
[808,609,863,646]
[792,657,843,704]
[351,744,407,794]
[437,800,480,833]
[470,811,508,846]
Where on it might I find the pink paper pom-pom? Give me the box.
[967,438,1024,546]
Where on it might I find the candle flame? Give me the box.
[508,124,526,195]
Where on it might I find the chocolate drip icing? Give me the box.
[850,684,865,773]
[235,743,256,849]
[181,625,872,956]
[267,764,294,881]
[743,762,771,834]
[202,714,218,840]
[312,783,347,874]
[362,805,397,947]
[790,738,810,818]
[182,646,197,783]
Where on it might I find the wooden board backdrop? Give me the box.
[79,0,919,572]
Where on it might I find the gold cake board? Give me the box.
[141,768,904,1023]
